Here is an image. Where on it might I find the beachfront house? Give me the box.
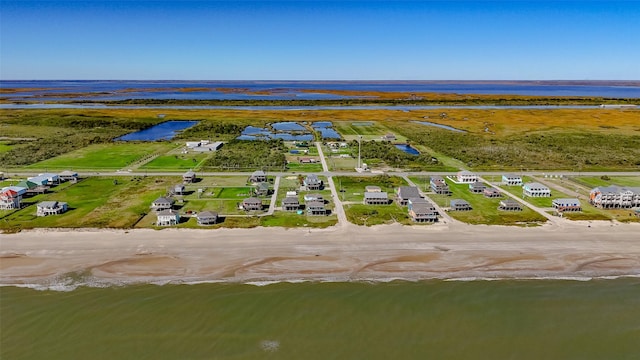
[196,211,218,225]
[282,197,300,211]
[483,188,502,198]
[16,180,46,195]
[589,186,640,209]
[502,174,523,186]
[523,182,551,197]
[498,199,522,211]
[303,174,323,190]
[450,199,472,211]
[254,182,270,196]
[59,170,79,182]
[409,203,438,222]
[456,170,477,184]
[306,200,327,216]
[242,197,263,211]
[151,197,175,211]
[249,170,267,184]
[407,197,429,211]
[469,181,487,194]
[364,191,389,205]
[28,173,60,187]
[36,201,68,216]
[430,176,451,195]
[156,210,180,226]
[552,198,582,212]
[0,189,22,210]
[396,186,421,206]
[183,170,196,183]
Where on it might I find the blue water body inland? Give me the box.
[115,120,198,141]
[312,122,341,139]
[271,122,306,131]
[395,144,420,155]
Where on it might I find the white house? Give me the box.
[589,186,640,208]
[552,198,582,212]
[36,201,68,216]
[0,189,22,210]
[502,174,523,186]
[456,170,477,183]
[523,182,551,197]
[156,210,180,226]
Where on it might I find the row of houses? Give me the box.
[453,171,525,187]
[589,186,640,209]
[1,171,78,213]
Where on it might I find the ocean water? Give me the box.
[2,279,640,359]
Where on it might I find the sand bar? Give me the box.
[1,221,640,286]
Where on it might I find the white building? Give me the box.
[523,182,551,197]
[0,189,22,210]
[456,170,477,183]
[36,201,68,216]
[156,210,180,226]
[502,174,523,186]
[589,186,640,208]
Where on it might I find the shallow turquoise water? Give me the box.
[2,279,640,359]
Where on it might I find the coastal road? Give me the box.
[316,142,349,227]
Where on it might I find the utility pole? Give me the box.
[357,135,362,170]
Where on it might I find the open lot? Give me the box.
[27,143,173,171]
[426,178,547,225]
[140,152,209,171]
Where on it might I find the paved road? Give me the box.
[478,176,558,223]
[316,142,349,227]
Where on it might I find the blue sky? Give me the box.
[1,1,639,80]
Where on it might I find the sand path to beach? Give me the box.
[1,220,639,285]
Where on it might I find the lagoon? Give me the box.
[394,144,420,155]
[115,120,198,141]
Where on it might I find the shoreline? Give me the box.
[2,221,640,289]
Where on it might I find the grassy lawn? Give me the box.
[0,142,12,153]
[572,176,640,188]
[1,176,176,231]
[140,153,208,170]
[26,142,173,171]
[429,179,546,225]
[334,175,406,202]
[285,162,324,172]
[344,203,412,226]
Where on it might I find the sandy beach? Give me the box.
[1,220,640,287]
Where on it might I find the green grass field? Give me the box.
[0,142,12,153]
[261,211,338,228]
[344,203,412,226]
[572,176,640,188]
[140,153,208,170]
[429,179,546,225]
[334,175,406,202]
[0,177,176,230]
[285,162,324,172]
[26,143,173,170]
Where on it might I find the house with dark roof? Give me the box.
[498,199,522,211]
[409,203,438,222]
[173,184,186,195]
[450,199,472,211]
[196,211,218,225]
[183,170,196,183]
[303,174,323,190]
[364,191,389,205]
[242,197,263,211]
[249,170,267,183]
[306,200,327,215]
[282,197,300,211]
[151,197,175,211]
[552,198,582,212]
[396,186,421,206]
[36,201,68,216]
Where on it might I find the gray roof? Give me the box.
[157,209,179,216]
[553,198,581,205]
[244,197,262,205]
[408,197,428,204]
[38,201,60,208]
[594,185,640,195]
[450,199,470,206]
[470,181,486,188]
[197,211,218,219]
[306,200,325,208]
[305,174,321,184]
[183,170,196,177]
[500,199,520,206]
[502,174,521,179]
[397,186,421,199]
[523,182,549,190]
[252,170,266,176]
[411,203,437,214]
[364,192,388,199]
[282,196,299,205]
[153,197,174,205]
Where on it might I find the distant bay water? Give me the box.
[1,80,639,101]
